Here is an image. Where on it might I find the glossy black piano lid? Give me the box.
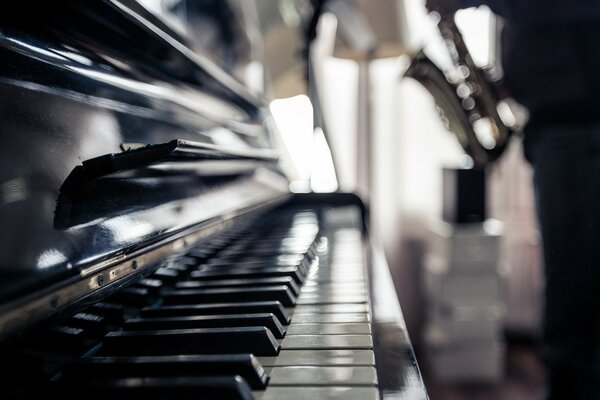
[0,1,288,309]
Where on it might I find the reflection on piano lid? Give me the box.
[0,1,428,399]
[0,0,287,337]
[61,138,280,189]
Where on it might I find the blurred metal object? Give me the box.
[239,0,314,99]
[405,14,518,168]
[325,0,409,60]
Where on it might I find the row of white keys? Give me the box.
[255,229,379,400]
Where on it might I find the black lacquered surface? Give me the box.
[0,1,286,308]
[0,1,429,397]
[369,231,430,399]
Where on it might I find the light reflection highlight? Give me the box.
[37,249,68,269]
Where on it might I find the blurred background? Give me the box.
[140,0,546,398]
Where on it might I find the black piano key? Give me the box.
[197,238,228,249]
[208,253,306,265]
[187,242,227,259]
[152,267,180,282]
[88,302,124,324]
[217,238,311,247]
[161,286,296,307]
[62,354,268,389]
[200,259,309,275]
[214,249,311,262]
[42,326,93,352]
[123,313,285,338]
[187,248,216,262]
[101,327,280,356]
[249,239,314,247]
[47,376,255,400]
[221,238,302,247]
[175,256,200,269]
[191,266,304,284]
[67,313,106,336]
[175,277,300,296]
[140,301,291,325]
[109,287,156,307]
[135,279,163,294]
[168,264,190,273]
[229,235,315,246]
[213,250,305,264]
[218,247,311,259]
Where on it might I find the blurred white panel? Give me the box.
[269,95,314,190]
[321,58,359,193]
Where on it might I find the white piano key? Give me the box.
[257,349,375,366]
[298,291,367,300]
[301,281,365,289]
[281,334,373,349]
[297,291,367,299]
[266,366,378,386]
[295,296,368,305]
[291,314,369,323]
[287,323,371,335]
[327,262,365,269]
[292,304,369,314]
[254,387,379,400]
[306,276,366,284]
[308,270,364,277]
[300,287,367,295]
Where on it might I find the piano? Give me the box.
[0,1,428,399]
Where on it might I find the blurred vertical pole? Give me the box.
[356,58,371,206]
[326,0,377,199]
[308,45,340,188]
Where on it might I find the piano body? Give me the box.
[0,1,427,399]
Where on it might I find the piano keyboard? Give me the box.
[10,207,380,400]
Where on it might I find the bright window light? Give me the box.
[269,95,338,193]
